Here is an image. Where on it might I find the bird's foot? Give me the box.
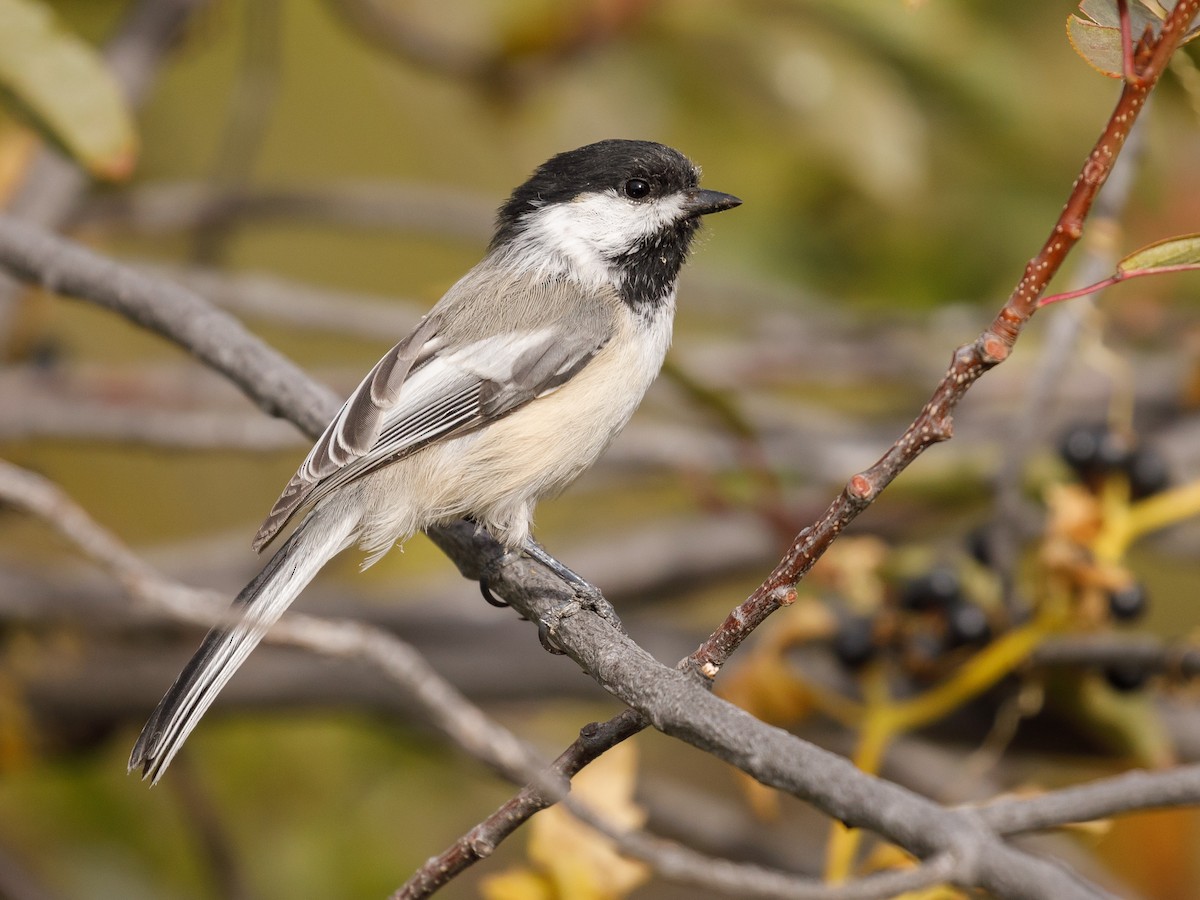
[522,539,622,653]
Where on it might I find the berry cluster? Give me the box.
[1058,423,1169,691]
[1059,423,1170,500]
[832,564,993,674]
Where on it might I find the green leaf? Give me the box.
[1066,0,1200,79]
[1076,0,1162,32]
[1118,234,1200,273]
[1067,16,1126,78]
[0,0,137,180]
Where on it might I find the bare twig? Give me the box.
[979,764,1200,836]
[1034,633,1200,678]
[393,708,647,899]
[987,116,1147,611]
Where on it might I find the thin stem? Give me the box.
[1039,261,1200,306]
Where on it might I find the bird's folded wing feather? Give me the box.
[252,308,611,551]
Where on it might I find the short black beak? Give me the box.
[683,189,742,217]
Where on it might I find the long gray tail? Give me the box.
[129,512,355,784]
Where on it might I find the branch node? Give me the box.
[930,416,954,442]
[992,307,1026,343]
[981,334,1010,364]
[698,660,720,679]
[466,833,496,857]
[848,473,874,501]
[777,587,798,607]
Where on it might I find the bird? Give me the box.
[129,138,741,783]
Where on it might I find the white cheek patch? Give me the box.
[513,190,689,288]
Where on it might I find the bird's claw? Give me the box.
[535,585,624,654]
[537,599,580,654]
[479,578,509,608]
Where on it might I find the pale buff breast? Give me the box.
[351,296,675,556]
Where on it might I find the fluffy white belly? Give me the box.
[351,301,673,557]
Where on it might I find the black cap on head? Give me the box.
[491,140,702,249]
[489,140,740,311]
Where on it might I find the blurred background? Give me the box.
[1,0,1200,897]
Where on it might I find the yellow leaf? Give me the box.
[481,869,554,900]
[483,743,650,900]
[0,114,37,201]
[530,742,649,899]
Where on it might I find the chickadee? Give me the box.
[129,139,741,783]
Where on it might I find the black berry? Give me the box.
[946,601,992,647]
[833,616,876,670]
[900,568,962,612]
[1108,582,1148,622]
[1059,424,1131,482]
[1103,662,1150,692]
[1125,446,1170,500]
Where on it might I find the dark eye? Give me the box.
[624,178,651,200]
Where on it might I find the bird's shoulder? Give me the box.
[427,261,622,349]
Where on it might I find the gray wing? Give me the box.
[252,311,611,551]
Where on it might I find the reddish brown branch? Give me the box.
[687,0,1200,677]
[392,709,646,899]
